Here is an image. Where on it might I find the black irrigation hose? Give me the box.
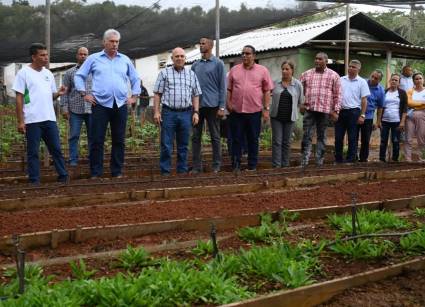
[325,229,420,248]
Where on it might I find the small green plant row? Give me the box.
[237,210,299,243]
[330,226,425,260]
[327,208,412,236]
[1,240,321,306]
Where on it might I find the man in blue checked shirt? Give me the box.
[75,29,140,179]
[153,47,202,176]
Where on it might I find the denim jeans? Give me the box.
[357,118,373,162]
[69,112,92,165]
[301,110,329,166]
[90,103,127,177]
[25,120,68,183]
[160,108,192,175]
[379,121,401,162]
[334,108,360,163]
[191,107,222,172]
[271,118,294,167]
[229,111,262,169]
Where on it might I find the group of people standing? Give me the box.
[12,28,425,184]
[272,54,425,167]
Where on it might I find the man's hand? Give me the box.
[262,110,270,122]
[62,112,70,120]
[154,111,162,125]
[192,113,199,125]
[300,104,306,115]
[398,122,405,131]
[17,122,26,134]
[217,108,225,118]
[357,116,365,125]
[57,85,68,96]
[84,94,96,106]
[330,111,339,122]
[127,96,137,105]
[226,102,233,113]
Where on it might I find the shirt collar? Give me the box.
[100,49,122,58]
[343,75,360,81]
[201,55,215,62]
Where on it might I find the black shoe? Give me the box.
[57,176,70,184]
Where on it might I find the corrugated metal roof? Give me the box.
[185,15,348,63]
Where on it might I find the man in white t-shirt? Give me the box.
[335,59,370,163]
[12,43,68,184]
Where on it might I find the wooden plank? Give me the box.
[223,257,425,307]
[382,197,411,210]
[409,194,425,209]
[286,172,365,187]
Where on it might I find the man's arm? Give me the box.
[127,59,141,105]
[192,95,200,125]
[153,92,162,125]
[15,92,25,134]
[262,90,271,121]
[375,107,383,129]
[357,96,368,125]
[61,71,71,118]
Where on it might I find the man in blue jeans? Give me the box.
[75,29,140,179]
[335,60,370,163]
[153,47,201,175]
[357,70,384,162]
[61,47,92,166]
[12,43,68,184]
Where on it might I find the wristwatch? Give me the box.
[264,106,270,111]
[360,114,366,118]
[193,110,199,115]
[219,107,225,111]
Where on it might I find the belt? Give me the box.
[162,105,192,112]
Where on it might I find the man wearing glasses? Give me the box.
[226,45,273,172]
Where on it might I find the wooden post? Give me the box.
[344,4,350,75]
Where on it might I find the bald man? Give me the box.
[153,47,202,175]
[61,47,92,166]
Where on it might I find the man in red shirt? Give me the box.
[300,52,341,167]
[226,45,273,172]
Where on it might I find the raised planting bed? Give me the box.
[1,208,425,306]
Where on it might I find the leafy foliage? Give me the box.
[192,240,215,257]
[117,245,154,271]
[400,229,425,254]
[330,239,396,260]
[69,259,97,280]
[413,207,425,218]
[238,242,319,288]
[238,213,286,243]
[328,209,411,235]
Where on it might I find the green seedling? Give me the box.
[328,209,411,235]
[69,259,97,280]
[238,213,286,243]
[117,245,153,270]
[192,240,215,257]
[400,229,425,254]
[330,239,396,260]
[413,207,425,218]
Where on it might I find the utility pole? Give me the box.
[44,0,51,167]
[215,0,220,58]
[344,4,350,75]
[45,0,51,68]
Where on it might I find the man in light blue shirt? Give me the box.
[191,37,226,174]
[358,70,385,162]
[75,29,140,178]
[335,59,370,163]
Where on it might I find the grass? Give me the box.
[330,239,396,260]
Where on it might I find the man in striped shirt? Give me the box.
[300,52,341,167]
[153,47,202,175]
